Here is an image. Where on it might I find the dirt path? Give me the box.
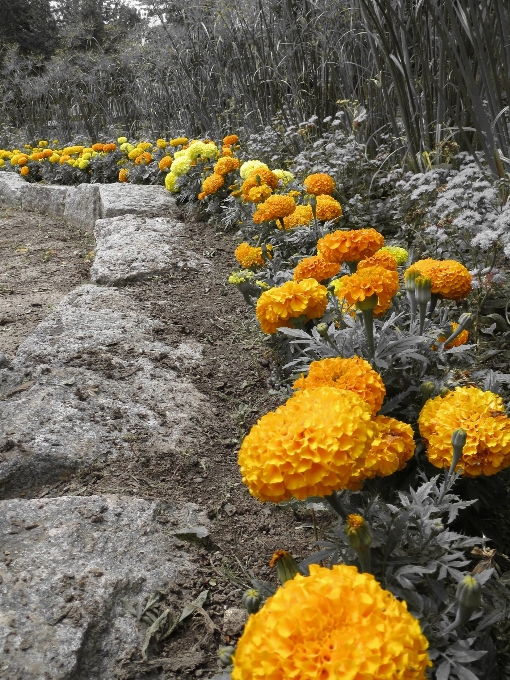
[0,206,94,357]
[1,205,325,678]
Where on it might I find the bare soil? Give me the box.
[0,206,94,357]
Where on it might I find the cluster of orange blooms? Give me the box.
[238,356,415,502]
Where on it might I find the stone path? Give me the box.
[0,177,217,679]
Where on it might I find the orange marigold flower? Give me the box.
[247,184,272,204]
[198,192,206,200]
[255,278,327,334]
[222,146,234,157]
[92,143,104,152]
[17,155,28,166]
[303,172,336,195]
[20,166,29,176]
[235,242,272,268]
[214,156,240,176]
[223,134,239,146]
[103,143,117,152]
[118,168,129,183]
[293,256,340,283]
[347,416,415,489]
[282,204,314,229]
[318,228,384,264]
[252,194,296,224]
[158,156,173,171]
[419,387,510,476]
[293,356,385,415]
[335,265,399,317]
[315,194,343,221]
[358,249,397,271]
[405,258,472,300]
[432,322,469,350]
[232,563,431,680]
[239,387,377,501]
[202,172,225,196]
[135,152,152,165]
[241,168,280,197]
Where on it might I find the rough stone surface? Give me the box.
[20,184,74,217]
[0,173,26,209]
[90,215,211,285]
[222,608,249,637]
[0,494,208,679]
[0,284,209,497]
[63,183,101,230]
[98,184,177,219]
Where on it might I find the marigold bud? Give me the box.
[218,646,236,667]
[421,381,435,403]
[269,550,300,584]
[414,276,432,305]
[241,589,263,614]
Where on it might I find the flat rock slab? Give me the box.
[63,184,101,231]
[90,215,211,285]
[0,285,208,497]
[0,494,207,679]
[98,185,177,219]
[20,184,74,216]
[0,173,26,209]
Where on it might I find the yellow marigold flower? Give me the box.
[252,194,296,224]
[273,169,295,186]
[165,172,178,192]
[200,142,220,160]
[213,156,240,176]
[117,136,128,144]
[171,156,192,176]
[281,204,313,229]
[232,563,431,680]
[0,159,4,167]
[228,270,255,285]
[255,278,327,334]
[348,416,415,489]
[419,387,510,476]
[38,140,48,147]
[235,242,272,268]
[156,138,168,149]
[119,168,129,183]
[358,249,397,271]
[405,258,472,300]
[335,265,399,317]
[223,134,239,146]
[318,227,384,264]
[239,387,376,501]
[247,184,272,203]
[315,194,343,221]
[78,159,89,170]
[169,137,188,147]
[201,172,225,196]
[241,168,280,198]
[20,166,29,176]
[293,255,340,283]
[239,159,269,180]
[293,356,386,415]
[303,172,335,195]
[380,245,409,266]
[63,145,84,155]
[128,148,143,160]
[158,155,173,172]
[255,280,270,290]
[432,322,469,350]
